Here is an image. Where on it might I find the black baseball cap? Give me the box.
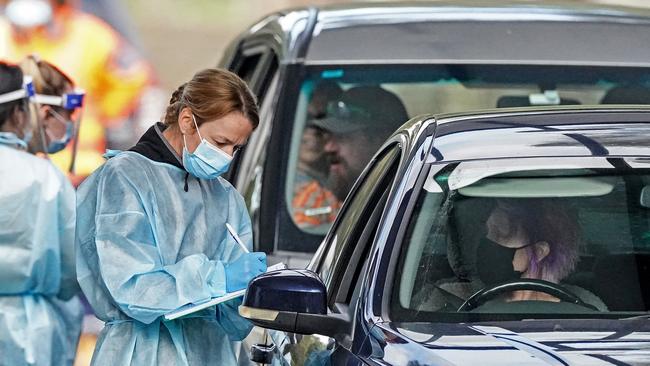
[310,86,408,134]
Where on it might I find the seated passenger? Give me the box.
[313,85,408,201]
[292,124,341,228]
[292,81,342,229]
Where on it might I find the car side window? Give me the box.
[231,44,278,100]
[237,73,278,214]
[318,145,401,293]
[227,43,279,249]
[227,42,278,183]
[334,186,390,308]
[285,79,409,240]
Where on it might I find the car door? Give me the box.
[221,39,282,365]
[222,38,280,249]
[259,144,403,365]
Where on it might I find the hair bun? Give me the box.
[169,82,187,105]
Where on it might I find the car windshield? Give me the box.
[392,157,650,322]
[286,65,650,245]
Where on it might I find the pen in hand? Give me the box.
[225,223,249,253]
[226,223,284,272]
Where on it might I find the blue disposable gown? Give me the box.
[0,138,83,366]
[76,151,255,366]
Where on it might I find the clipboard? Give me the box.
[163,262,286,321]
[164,289,246,320]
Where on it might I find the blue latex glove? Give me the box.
[225,252,267,292]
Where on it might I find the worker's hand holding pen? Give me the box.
[224,223,267,292]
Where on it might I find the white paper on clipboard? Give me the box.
[163,262,287,321]
[164,289,246,320]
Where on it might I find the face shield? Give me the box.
[0,76,36,149]
[4,0,53,29]
[33,89,85,171]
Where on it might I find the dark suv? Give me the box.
[219,1,650,268]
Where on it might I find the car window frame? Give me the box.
[225,39,279,182]
[379,157,446,320]
[234,73,280,248]
[333,186,392,307]
[316,144,401,290]
[349,124,436,319]
[230,40,279,98]
[325,146,402,307]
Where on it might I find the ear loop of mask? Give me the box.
[183,114,207,153]
[192,113,204,141]
[182,114,201,151]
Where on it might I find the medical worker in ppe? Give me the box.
[0,61,83,366]
[19,55,85,158]
[76,68,267,366]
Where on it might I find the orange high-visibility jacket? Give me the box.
[3,5,152,178]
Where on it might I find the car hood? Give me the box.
[367,318,650,365]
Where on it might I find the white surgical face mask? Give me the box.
[181,114,233,180]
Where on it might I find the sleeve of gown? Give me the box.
[57,175,81,301]
[215,190,254,340]
[94,163,228,324]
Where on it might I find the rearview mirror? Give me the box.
[641,186,650,208]
[239,269,350,338]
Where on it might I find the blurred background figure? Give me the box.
[1,1,159,363]
[20,55,83,158]
[1,0,159,185]
[19,55,90,365]
[0,61,82,366]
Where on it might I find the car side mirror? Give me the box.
[239,269,350,339]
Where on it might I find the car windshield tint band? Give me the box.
[34,89,85,110]
[0,76,35,105]
[325,101,372,121]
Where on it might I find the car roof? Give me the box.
[244,1,650,65]
[315,1,650,23]
[418,105,650,162]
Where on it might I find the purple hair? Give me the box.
[499,199,581,282]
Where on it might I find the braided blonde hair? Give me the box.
[163,68,258,129]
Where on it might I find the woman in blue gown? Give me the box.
[76,68,267,365]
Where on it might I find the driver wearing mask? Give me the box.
[413,198,607,312]
[476,199,607,309]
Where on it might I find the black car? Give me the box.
[240,106,650,365]
[219,1,650,269]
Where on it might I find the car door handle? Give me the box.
[250,343,276,364]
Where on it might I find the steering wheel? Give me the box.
[458,279,597,312]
